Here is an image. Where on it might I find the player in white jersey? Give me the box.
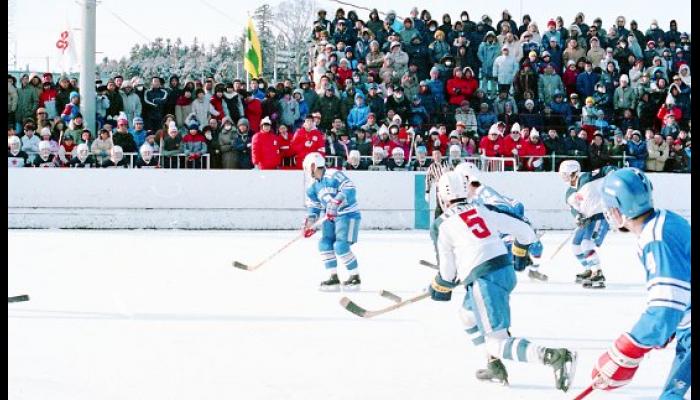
[591,168,690,398]
[454,162,547,281]
[428,171,576,392]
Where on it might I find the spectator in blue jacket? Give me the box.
[426,67,446,107]
[476,103,498,137]
[625,129,647,169]
[549,91,573,126]
[346,92,370,131]
[576,60,599,98]
[129,117,148,150]
[477,31,500,95]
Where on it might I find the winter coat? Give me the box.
[105,90,124,119]
[478,41,500,78]
[521,138,547,171]
[90,137,113,164]
[477,111,498,136]
[426,79,446,106]
[538,73,564,104]
[209,96,225,122]
[646,139,668,171]
[562,68,579,95]
[95,94,110,119]
[244,98,263,133]
[313,94,342,130]
[346,94,370,130]
[625,139,647,169]
[190,99,212,129]
[175,96,193,129]
[513,69,538,99]
[279,98,300,128]
[16,85,39,123]
[218,128,238,169]
[251,130,281,169]
[562,46,586,67]
[446,75,471,106]
[478,135,503,156]
[588,142,611,169]
[144,87,168,130]
[8,83,18,113]
[587,46,606,67]
[576,72,599,98]
[120,92,143,129]
[493,55,518,85]
[112,130,137,153]
[38,87,58,119]
[182,132,208,157]
[366,94,385,120]
[429,40,451,64]
[386,50,410,79]
[129,129,148,150]
[291,127,325,168]
[613,86,638,111]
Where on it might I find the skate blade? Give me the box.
[556,351,578,392]
[319,284,341,292]
[342,284,361,292]
[476,377,509,386]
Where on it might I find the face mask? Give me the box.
[598,88,605,93]
[445,61,452,66]
[429,27,436,32]
[462,17,468,22]
[651,24,658,29]
[620,43,627,48]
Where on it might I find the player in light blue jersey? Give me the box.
[454,162,547,281]
[591,167,690,398]
[558,160,617,288]
[302,152,362,291]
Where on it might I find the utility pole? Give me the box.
[80,0,97,133]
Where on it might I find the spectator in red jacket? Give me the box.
[244,91,263,134]
[291,115,325,169]
[500,122,528,170]
[371,125,397,157]
[461,67,479,101]
[656,99,682,128]
[446,67,470,106]
[251,117,281,169]
[426,127,448,155]
[209,84,226,122]
[39,79,58,118]
[479,125,504,157]
[562,60,579,96]
[277,124,294,169]
[521,128,547,171]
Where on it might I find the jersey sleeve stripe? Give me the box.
[646,277,691,290]
[647,285,691,306]
[647,299,688,311]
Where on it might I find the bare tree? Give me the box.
[270,0,316,81]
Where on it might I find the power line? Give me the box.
[104,7,150,42]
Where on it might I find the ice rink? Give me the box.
[8,229,687,400]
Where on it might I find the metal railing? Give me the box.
[325,155,517,171]
[39,150,211,169]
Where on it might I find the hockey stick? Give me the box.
[232,216,327,271]
[548,230,575,261]
[572,384,594,399]
[8,295,30,303]
[340,291,430,318]
[419,259,439,270]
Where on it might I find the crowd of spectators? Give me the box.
[7,8,691,172]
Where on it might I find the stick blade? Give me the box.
[379,290,402,303]
[8,295,29,303]
[419,260,439,269]
[339,296,370,318]
[232,261,253,271]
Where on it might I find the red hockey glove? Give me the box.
[591,333,651,391]
[302,216,318,238]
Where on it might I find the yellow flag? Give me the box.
[244,17,263,79]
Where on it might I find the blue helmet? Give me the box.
[601,168,654,219]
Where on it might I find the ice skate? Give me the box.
[575,269,592,284]
[527,268,548,281]
[475,357,509,385]
[341,274,361,291]
[582,270,606,289]
[319,274,340,292]
[542,348,577,392]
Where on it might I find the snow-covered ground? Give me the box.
[8,229,686,400]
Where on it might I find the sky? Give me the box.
[8,0,692,72]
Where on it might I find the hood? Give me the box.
[463,66,475,77]
[293,88,305,100]
[354,92,365,101]
[237,118,249,128]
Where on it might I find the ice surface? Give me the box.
[8,229,687,400]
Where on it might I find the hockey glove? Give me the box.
[302,216,318,238]
[325,199,342,221]
[429,273,458,301]
[575,214,589,227]
[529,240,543,258]
[591,333,651,391]
[512,240,530,271]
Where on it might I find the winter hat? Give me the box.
[429,66,440,75]
[449,131,460,138]
[455,121,466,128]
[510,122,521,133]
[69,91,80,100]
[619,74,629,83]
[40,127,52,137]
[530,127,539,138]
[390,41,401,50]
[117,112,128,125]
[528,51,537,57]
[237,118,250,128]
[524,99,535,108]
[260,116,272,126]
[121,81,132,89]
[547,19,556,28]
[188,120,200,131]
[541,51,551,57]
[567,60,576,66]
[133,116,144,125]
[585,96,595,105]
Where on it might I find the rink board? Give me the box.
[8,169,690,230]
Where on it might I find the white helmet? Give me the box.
[558,159,581,184]
[391,147,404,162]
[77,143,89,162]
[437,171,469,210]
[8,136,21,153]
[347,149,360,166]
[139,144,153,161]
[39,140,51,159]
[111,145,124,162]
[303,152,326,180]
[454,161,480,183]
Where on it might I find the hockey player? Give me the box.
[424,149,451,219]
[68,143,95,168]
[135,144,159,168]
[32,141,59,167]
[428,171,576,391]
[454,162,547,281]
[592,168,690,398]
[8,136,28,167]
[302,152,362,291]
[558,160,616,288]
